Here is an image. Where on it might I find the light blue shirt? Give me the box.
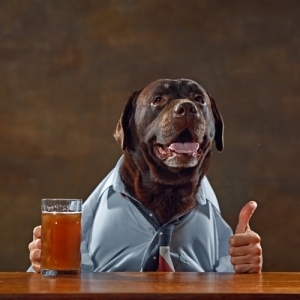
[80,156,234,273]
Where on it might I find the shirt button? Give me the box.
[149,213,152,217]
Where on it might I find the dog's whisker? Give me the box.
[177,173,183,181]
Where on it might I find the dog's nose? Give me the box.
[174,102,198,118]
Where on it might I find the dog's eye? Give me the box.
[152,96,163,105]
[195,95,206,105]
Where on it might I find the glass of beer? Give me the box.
[40,199,82,276]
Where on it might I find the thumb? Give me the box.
[235,201,257,234]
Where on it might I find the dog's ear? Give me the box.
[113,91,140,150]
[208,93,224,152]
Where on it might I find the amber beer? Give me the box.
[40,199,82,276]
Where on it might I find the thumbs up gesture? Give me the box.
[229,201,263,273]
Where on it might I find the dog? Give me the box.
[113,78,223,224]
[29,78,262,273]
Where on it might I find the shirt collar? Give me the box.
[196,185,207,206]
[111,156,127,193]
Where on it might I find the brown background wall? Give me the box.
[1,0,299,272]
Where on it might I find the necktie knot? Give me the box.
[157,224,175,247]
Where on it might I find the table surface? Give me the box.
[1,272,300,299]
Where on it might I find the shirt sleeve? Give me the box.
[215,255,234,272]
[214,208,234,272]
[202,176,234,273]
[80,168,116,272]
[80,184,105,273]
[27,266,36,272]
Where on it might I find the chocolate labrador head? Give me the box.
[114,78,224,223]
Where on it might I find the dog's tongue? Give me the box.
[168,142,199,154]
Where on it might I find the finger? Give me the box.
[231,252,262,266]
[235,201,257,234]
[31,261,41,273]
[229,242,262,257]
[29,248,41,265]
[33,226,42,240]
[30,244,42,272]
[231,255,251,266]
[28,239,42,252]
[229,231,261,247]
[233,263,262,274]
[229,244,251,257]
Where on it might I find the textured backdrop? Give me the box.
[1,0,300,271]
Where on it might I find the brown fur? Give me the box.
[114,79,224,224]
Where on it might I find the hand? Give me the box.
[28,225,42,272]
[229,201,262,273]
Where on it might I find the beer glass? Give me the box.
[40,199,82,276]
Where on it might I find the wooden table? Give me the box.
[1,272,300,299]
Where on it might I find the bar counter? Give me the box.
[1,272,300,299]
